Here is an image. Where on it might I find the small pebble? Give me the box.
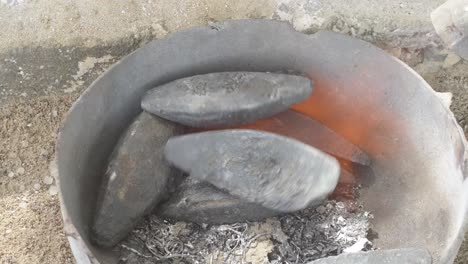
[39,149,49,156]
[8,172,15,178]
[33,183,41,190]
[5,229,12,234]
[16,167,25,175]
[19,202,27,209]
[48,185,58,196]
[443,52,461,68]
[43,176,54,185]
[52,110,58,117]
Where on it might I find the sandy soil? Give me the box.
[0,1,465,263]
[0,93,77,263]
[0,38,467,264]
[0,65,467,263]
[0,0,444,53]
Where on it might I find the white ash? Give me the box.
[117,200,373,264]
[270,200,373,263]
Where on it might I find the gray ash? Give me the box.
[269,201,373,263]
[117,200,373,264]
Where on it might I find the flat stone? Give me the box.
[158,178,280,224]
[165,130,340,212]
[309,248,432,264]
[92,112,184,247]
[238,110,371,166]
[141,72,313,128]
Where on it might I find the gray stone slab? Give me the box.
[158,178,280,224]
[309,248,432,264]
[91,112,184,247]
[141,72,312,127]
[238,110,371,166]
[164,129,340,212]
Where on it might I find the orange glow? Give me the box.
[189,110,366,200]
[190,74,402,201]
[289,75,401,157]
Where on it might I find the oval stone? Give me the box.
[158,178,280,224]
[164,130,340,212]
[92,112,184,247]
[141,72,313,128]
[238,110,371,166]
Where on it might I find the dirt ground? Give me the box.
[0,0,466,263]
[0,39,468,264]
[0,93,78,263]
[0,64,467,264]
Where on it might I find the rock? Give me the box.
[158,178,280,224]
[7,171,14,178]
[33,183,41,190]
[92,112,184,248]
[274,0,324,32]
[48,185,58,196]
[386,47,402,58]
[423,47,447,63]
[238,110,371,166]
[16,167,25,175]
[432,0,468,60]
[141,72,312,128]
[309,248,432,264]
[165,130,340,212]
[43,176,54,185]
[443,52,461,68]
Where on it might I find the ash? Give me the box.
[118,200,373,264]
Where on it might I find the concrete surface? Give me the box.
[0,0,467,263]
[0,0,444,51]
[0,0,447,101]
